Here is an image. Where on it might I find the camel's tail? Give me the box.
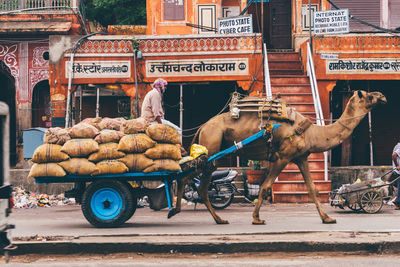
[189,125,204,149]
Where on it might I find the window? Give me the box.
[164,0,185,21]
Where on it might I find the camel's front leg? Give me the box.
[253,158,289,225]
[198,170,229,224]
[295,156,336,224]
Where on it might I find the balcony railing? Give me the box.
[0,0,80,12]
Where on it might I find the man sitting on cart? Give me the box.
[389,141,400,210]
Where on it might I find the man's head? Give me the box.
[152,78,168,93]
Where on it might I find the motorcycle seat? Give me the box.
[211,169,231,180]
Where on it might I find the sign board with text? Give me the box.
[65,61,131,79]
[217,15,253,35]
[314,9,349,35]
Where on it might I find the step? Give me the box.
[270,76,310,85]
[277,170,325,181]
[273,93,314,103]
[268,52,299,61]
[272,191,330,203]
[272,180,332,192]
[286,103,315,113]
[270,69,304,76]
[284,161,325,171]
[269,61,303,70]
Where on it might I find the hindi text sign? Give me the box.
[314,9,349,35]
[217,15,253,35]
[326,58,400,74]
[65,61,131,79]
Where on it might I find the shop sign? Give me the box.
[314,9,349,35]
[217,15,253,34]
[65,60,131,79]
[146,58,249,77]
[326,58,400,74]
[321,54,338,60]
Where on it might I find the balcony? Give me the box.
[0,0,84,16]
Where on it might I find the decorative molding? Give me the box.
[30,69,49,90]
[0,44,19,78]
[32,46,49,68]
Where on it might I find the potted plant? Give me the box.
[246,160,266,184]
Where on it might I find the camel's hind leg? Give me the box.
[295,156,336,224]
[198,168,229,224]
[252,158,289,225]
[167,178,186,219]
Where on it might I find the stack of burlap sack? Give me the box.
[28,117,183,178]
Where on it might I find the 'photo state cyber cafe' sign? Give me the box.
[146,58,249,78]
[314,9,349,35]
[65,60,131,79]
[217,15,253,34]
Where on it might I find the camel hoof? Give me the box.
[216,219,229,224]
[252,219,265,225]
[167,209,179,219]
[322,217,337,224]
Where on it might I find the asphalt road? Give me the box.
[9,202,400,237]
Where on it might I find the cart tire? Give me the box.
[348,202,362,212]
[81,180,135,228]
[359,190,383,214]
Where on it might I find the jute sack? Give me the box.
[97,117,125,131]
[88,143,125,162]
[118,153,154,172]
[28,163,66,178]
[121,117,148,134]
[117,134,156,153]
[81,117,102,129]
[146,124,181,144]
[92,160,128,175]
[144,144,182,160]
[68,123,100,139]
[59,158,98,175]
[61,139,99,157]
[94,130,124,144]
[44,127,71,145]
[31,144,70,163]
[143,159,181,173]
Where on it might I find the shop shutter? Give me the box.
[164,0,185,21]
[330,0,381,32]
[390,0,400,29]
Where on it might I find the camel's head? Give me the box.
[352,90,387,111]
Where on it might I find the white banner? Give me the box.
[326,58,400,74]
[217,15,253,34]
[314,9,349,35]
[146,58,249,77]
[65,61,131,79]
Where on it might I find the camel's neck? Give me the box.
[308,101,369,152]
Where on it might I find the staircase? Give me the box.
[267,51,331,203]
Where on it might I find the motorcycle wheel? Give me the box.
[209,184,234,210]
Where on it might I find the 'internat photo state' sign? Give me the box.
[218,15,253,34]
[314,9,349,35]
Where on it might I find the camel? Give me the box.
[168,90,387,225]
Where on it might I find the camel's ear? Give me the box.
[357,90,363,98]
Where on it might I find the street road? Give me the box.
[9,203,400,237]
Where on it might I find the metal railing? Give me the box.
[306,42,328,181]
[263,43,272,99]
[0,0,79,12]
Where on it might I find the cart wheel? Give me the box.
[348,202,362,212]
[81,180,136,228]
[359,190,383,214]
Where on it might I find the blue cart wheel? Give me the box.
[81,180,136,228]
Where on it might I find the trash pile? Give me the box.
[28,117,183,178]
[13,187,75,209]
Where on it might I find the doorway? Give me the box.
[0,60,17,166]
[248,0,292,49]
[32,80,51,128]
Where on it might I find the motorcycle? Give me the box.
[183,169,238,209]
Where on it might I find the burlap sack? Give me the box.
[61,139,99,157]
[31,144,70,163]
[68,123,100,139]
[94,130,125,144]
[28,163,66,178]
[43,127,71,145]
[143,159,181,173]
[118,153,154,172]
[146,124,181,144]
[117,134,156,153]
[81,117,102,129]
[97,117,125,131]
[92,160,128,175]
[59,158,99,175]
[144,144,182,160]
[88,143,125,162]
[121,117,148,134]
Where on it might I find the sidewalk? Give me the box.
[9,203,400,255]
